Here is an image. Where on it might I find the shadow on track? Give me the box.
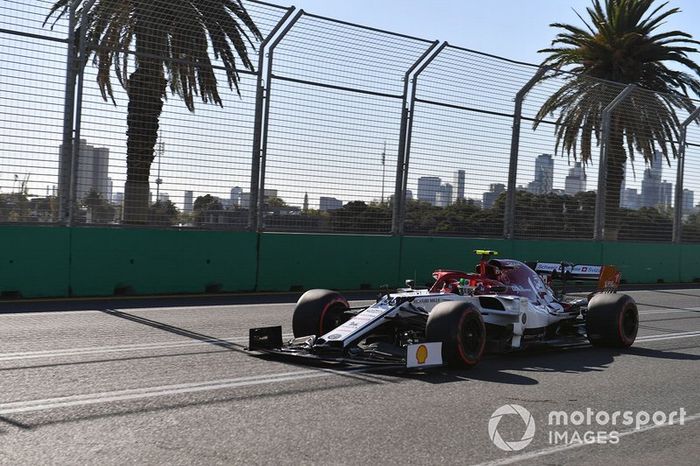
[100,309,246,352]
[0,376,381,432]
[1,341,697,432]
[624,345,700,361]
[98,309,395,388]
[0,292,378,314]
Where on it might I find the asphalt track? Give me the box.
[0,288,698,465]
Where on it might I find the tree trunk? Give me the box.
[122,24,167,224]
[603,125,626,241]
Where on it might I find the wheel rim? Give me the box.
[320,303,347,334]
[621,307,638,340]
[460,316,484,359]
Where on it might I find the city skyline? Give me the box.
[10,137,700,219]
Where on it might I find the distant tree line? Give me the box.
[3,189,700,242]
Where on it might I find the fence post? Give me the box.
[58,0,79,224]
[673,106,700,243]
[503,67,547,239]
[593,83,635,241]
[395,42,447,235]
[248,7,298,232]
[247,8,300,232]
[392,41,439,235]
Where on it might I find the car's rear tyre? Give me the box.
[292,289,349,338]
[586,293,638,348]
[426,301,486,368]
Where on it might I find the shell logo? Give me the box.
[415,344,428,364]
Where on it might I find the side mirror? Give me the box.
[405,279,415,289]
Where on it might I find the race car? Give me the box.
[247,250,639,369]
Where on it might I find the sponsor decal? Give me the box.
[535,263,559,272]
[572,265,601,275]
[415,345,428,364]
[406,342,442,368]
[326,334,342,340]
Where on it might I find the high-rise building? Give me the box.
[319,196,343,211]
[436,183,453,207]
[649,150,664,181]
[157,192,170,203]
[230,186,243,207]
[660,180,673,208]
[238,189,279,209]
[564,162,586,195]
[640,152,666,208]
[483,183,506,209]
[454,170,465,202]
[683,189,695,214]
[240,193,250,209]
[621,188,641,210]
[183,191,194,212]
[417,177,442,205]
[59,139,110,201]
[527,154,554,195]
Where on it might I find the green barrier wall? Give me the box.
[257,233,401,291]
[0,226,697,298]
[680,244,700,283]
[0,226,71,298]
[69,228,258,296]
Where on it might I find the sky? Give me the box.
[282,0,700,66]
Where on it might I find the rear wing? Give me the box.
[529,262,621,291]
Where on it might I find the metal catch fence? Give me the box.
[1,0,699,243]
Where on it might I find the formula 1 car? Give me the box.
[248,250,639,369]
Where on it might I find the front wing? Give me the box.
[247,326,443,369]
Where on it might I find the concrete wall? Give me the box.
[0,226,696,298]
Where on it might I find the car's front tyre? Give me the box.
[426,301,486,368]
[292,289,349,338]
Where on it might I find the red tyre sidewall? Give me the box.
[318,297,349,335]
[617,303,637,346]
[456,308,485,366]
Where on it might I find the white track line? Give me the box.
[0,300,377,317]
[636,331,700,342]
[1,327,698,363]
[0,367,368,415]
[0,334,293,362]
[639,306,700,315]
[477,413,700,466]
[0,331,697,415]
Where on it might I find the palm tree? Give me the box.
[46,0,261,223]
[535,0,700,239]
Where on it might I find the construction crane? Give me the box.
[20,174,30,196]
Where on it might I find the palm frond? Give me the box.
[536,0,700,169]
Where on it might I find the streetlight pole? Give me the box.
[381,141,386,204]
